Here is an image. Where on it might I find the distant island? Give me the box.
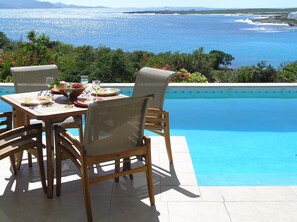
[0,0,107,9]
[125,8,297,26]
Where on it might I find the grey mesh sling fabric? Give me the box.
[11,64,83,140]
[12,64,58,93]
[10,65,84,167]
[54,96,155,222]
[133,67,176,163]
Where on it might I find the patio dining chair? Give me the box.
[0,112,46,193]
[54,96,155,222]
[11,64,83,166]
[133,67,176,163]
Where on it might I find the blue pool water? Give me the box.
[166,97,297,186]
[2,86,297,186]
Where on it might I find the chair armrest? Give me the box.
[143,134,151,144]
[0,123,43,159]
[54,125,86,156]
[147,108,168,116]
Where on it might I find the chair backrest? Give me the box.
[83,96,151,156]
[132,67,176,109]
[11,64,59,93]
[0,112,12,134]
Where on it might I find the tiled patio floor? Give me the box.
[1,136,297,222]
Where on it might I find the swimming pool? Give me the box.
[2,84,297,186]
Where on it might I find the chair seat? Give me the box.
[30,116,82,127]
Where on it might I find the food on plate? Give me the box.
[71,83,84,88]
[21,96,52,105]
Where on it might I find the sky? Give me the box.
[40,0,297,8]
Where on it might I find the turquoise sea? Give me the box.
[0,8,297,67]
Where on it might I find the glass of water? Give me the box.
[80,75,88,84]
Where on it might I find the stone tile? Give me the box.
[0,195,50,222]
[158,161,195,173]
[255,186,297,201]
[160,152,192,163]
[168,202,231,222]
[59,176,114,197]
[46,196,111,222]
[2,136,297,222]
[289,186,297,196]
[225,202,297,222]
[199,186,224,201]
[221,186,297,201]
[220,186,260,201]
[112,174,161,202]
[160,185,201,202]
[161,172,198,186]
[109,198,161,222]
[159,136,189,153]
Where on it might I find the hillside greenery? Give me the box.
[1,31,297,83]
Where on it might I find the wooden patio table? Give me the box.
[1,91,126,198]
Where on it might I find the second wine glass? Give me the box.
[45,77,54,96]
[92,80,101,100]
[64,82,73,107]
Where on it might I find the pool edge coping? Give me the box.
[3,82,297,88]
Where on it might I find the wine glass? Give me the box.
[92,80,101,100]
[64,82,73,107]
[45,77,54,96]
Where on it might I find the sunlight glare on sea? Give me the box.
[0,8,297,67]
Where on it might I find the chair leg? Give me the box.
[114,159,120,183]
[163,112,173,164]
[123,157,133,180]
[9,155,17,175]
[81,164,93,222]
[145,142,155,205]
[16,151,23,170]
[36,145,47,194]
[78,116,84,143]
[28,152,33,167]
[56,147,62,196]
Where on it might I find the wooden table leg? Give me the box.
[45,120,54,199]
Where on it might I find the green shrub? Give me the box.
[171,69,208,83]
[188,72,208,83]
[223,62,277,83]
[276,62,297,82]
[2,30,297,84]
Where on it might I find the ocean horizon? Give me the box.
[1,8,297,68]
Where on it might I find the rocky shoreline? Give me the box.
[252,15,297,26]
[125,8,297,27]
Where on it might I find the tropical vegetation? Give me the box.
[1,31,297,83]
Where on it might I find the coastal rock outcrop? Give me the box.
[288,12,297,20]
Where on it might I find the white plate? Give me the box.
[21,97,52,106]
[91,88,120,96]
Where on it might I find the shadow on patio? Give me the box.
[0,150,200,222]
